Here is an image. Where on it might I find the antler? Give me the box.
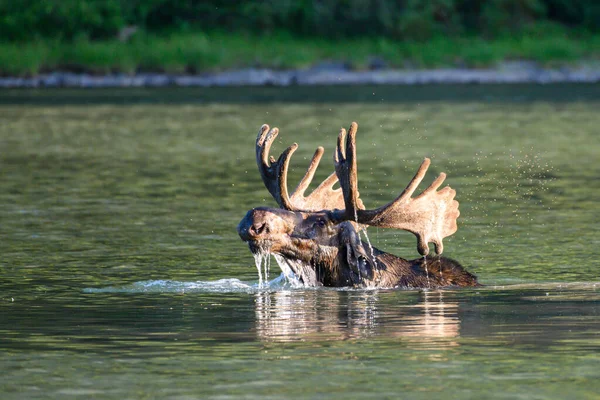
[333,122,460,256]
[255,124,347,211]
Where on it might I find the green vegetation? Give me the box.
[1,0,600,75]
[2,30,600,76]
[2,0,600,41]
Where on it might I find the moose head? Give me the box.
[238,122,478,288]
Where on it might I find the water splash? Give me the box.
[273,254,304,288]
[83,278,255,294]
[82,275,293,294]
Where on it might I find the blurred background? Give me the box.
[2,2,600,399]
[1,0,599,76]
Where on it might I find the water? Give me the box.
[253,253,265,287]
[1,85,599,399]
[423,255,431,289]
[253,252,274,288]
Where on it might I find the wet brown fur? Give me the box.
[238,207,479,289]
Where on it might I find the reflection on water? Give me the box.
[406,292,460,339]
[255,290,460,344]
[1,279,600,399]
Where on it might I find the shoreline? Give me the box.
[2,62,600,88]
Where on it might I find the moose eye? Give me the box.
[316,219,326,228]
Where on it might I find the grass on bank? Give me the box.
[2,30,600,77]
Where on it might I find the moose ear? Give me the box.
[339,222,374,280]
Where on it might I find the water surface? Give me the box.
[1,85,599,399]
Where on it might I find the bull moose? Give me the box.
[237,122,479,289]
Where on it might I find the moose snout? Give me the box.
[238,207,298,242]
[238,208,272,241]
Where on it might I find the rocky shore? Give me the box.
[2,62,600,88]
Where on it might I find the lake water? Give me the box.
[1,85,599,399]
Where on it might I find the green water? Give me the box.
[1,85,599,399]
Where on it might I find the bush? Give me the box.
[0,0,598,42]
[0,0,125,40]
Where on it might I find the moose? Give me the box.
[237,122,479,289]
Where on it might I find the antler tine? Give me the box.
[334,122,361,219]
[311,172,340,195]
[419,172,447,197]
[397,158,431,201]
[289,147,347,210]
[255,124,296,210]
[292,146,324,198]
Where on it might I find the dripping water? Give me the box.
[354,208,376,270]
[361,228,376,267]
[264,254,271,284]
[253,252,266,288]
[423,255,430,289]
